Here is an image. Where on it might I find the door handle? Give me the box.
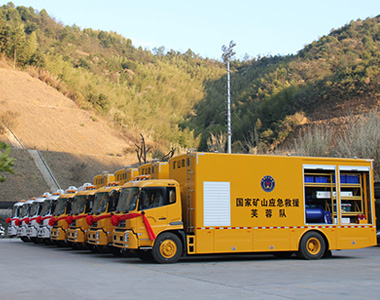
[159,217,166,220]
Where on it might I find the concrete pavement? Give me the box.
[0,239,379,300]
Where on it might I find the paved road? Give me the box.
[0,239,379,300]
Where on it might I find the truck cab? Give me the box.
[112,178,183,262]
[27,192,51,243]
[86,182,122,254]
[17,198,36,242]
[67,183,97,249]
[37,189,64,244]
[50,187,77,246]
[6,201,24,238]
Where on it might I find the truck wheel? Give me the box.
[152,232,182,264]
[298,231,326,260]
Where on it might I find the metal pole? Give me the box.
[222,40,235,154]
[227,59,231,154]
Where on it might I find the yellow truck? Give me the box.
[139,161,169,179]
[66,183,97,249]
[112,151,377,263]
[94,172,115,189]
[87,168,138,254]
[50,186,78,246]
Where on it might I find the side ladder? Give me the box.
[186,149,196,233]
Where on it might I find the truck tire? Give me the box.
[298,231,326,260]
[152,232,182,264]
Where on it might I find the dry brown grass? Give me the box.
[0,65,142,202]
[0,110,20,131]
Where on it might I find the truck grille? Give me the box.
[118,220,126,227]
[71,220,76,227]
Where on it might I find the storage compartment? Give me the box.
[304,167,373,225]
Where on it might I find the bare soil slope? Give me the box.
[0,64,139,203]
[0,65,134,157]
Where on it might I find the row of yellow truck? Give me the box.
[7,150,378,263]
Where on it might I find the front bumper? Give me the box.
[67,228,86,243]
[50,227,67,241]
[112,230,138,249]
[27,225,39,238]
[87,229,110,246]
[19,225,28,237]
[38,226,51,239]
[8,226,17,237]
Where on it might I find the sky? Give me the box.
[5,0,380,60]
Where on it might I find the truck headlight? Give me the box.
[75,230,78,238]
[124,232,129,243]
[96,231,100,240]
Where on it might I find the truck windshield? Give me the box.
[20,204,30,217]
[40,200,51,216]
[11,206,17,217]
[54,199,67,215]
[29,202,42,216]
[116,187,139,212]
[92,192,109,214]
[71,195,86,215]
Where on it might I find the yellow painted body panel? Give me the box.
[138,162,169,179]
[152,162,169,179]
[170,153,377,255]
[126,168,139,181]
[139,163,153,176]
[114,168,133,186]
[93,173,115,189]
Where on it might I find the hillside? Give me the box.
[0,62,138,203]
[2,4,380,153]
[0,64,137,156]
[0,4,225,151]
[185,16,380,150]
[0,60,142,158]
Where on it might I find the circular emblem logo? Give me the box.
[261,175,275,192]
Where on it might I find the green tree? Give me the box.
[0,142,15,182]
[9,24,25,68]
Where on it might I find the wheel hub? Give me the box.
[307,237,321,254]
[160,240,177,258]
